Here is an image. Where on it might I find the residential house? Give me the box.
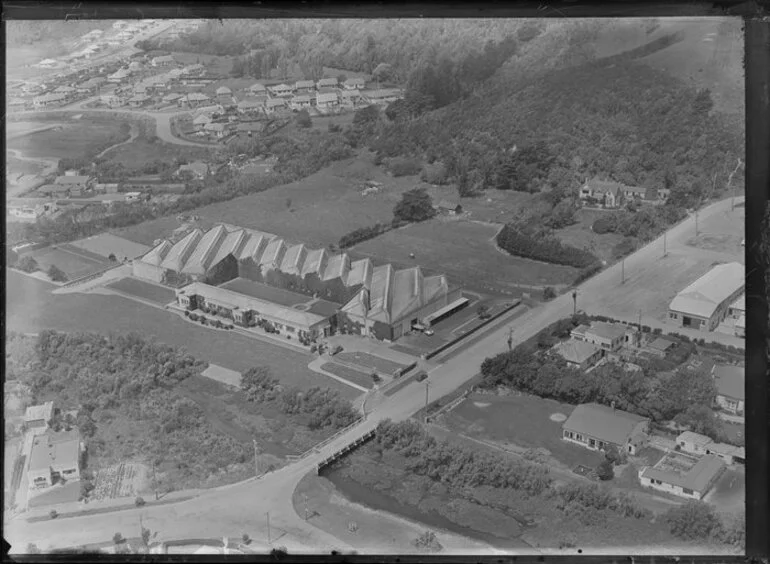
[237,97,266,114]
[265,97,288,114]
[343,77,366,90]
[551,340,603,370]
[95,183,120,194]
[176,161,210,180]
[579,179,625,208]
[340,89,364,107]
[734,315,745,338]
[562,403,650,455]
[435,200,462,215]
[676,431,745,465]
[316,91,340,111]
[247,82,267,94]
[182,92,211,108]
[39,184,72,198]
[162,92,184,104]
[639,452,725,500]
[128,94,152,107]
[32,93,67,109]
[55,175,93,191]
[289,94,312,110]
[152,55,176,67]
[712,364,744,415]
[570,321,636,352]
[236,121,265,138]
[363,88,402,105]
[107,68,130,83]
[316,77,338,89]
[128,61,144,74]
[193,114,212,130]
[24,401,55,432]
[645,336,677,357]
[668,262,745,331]
[216,86,233,100]
[27,430,82,489]
[294,79,315,93]
[8,97,29,110]
[101,93,126,108]
[268,83,294,97]
[53,86,77,101]
[125,191,143,202]
[204,122,230,139]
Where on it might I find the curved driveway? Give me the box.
[4,197,745,554]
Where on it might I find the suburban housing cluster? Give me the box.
[579,178,671,208]
[561,402,743,501]
[132,223,467,342]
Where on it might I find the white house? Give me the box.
[639,452,725,500]
[570,321,638,352]
[551,340,602,370]
[27,430,82,489]
[316,91,340,111]
[343,77,366,90]
[562,403,650,455]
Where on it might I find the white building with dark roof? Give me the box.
[639,452,725,500]
[562,403,650,455]
[712,364,744,415]
[668,262,745,332]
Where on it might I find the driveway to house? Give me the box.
[4,197,744,554]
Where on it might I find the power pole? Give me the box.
[507,327,513,351]
[638,309,642,333]
[252,438,259,477]
[424,381,430,424]
[695,209,699,236]
[572,290,578,315]
[266,512,271,544]
[304,493,309,521]
[152,461,158,501]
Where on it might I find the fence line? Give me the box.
[61,262,125,288]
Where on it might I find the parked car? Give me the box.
[416,371,428,382]
[423,328,434,336]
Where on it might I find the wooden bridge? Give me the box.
[316,429,376,475]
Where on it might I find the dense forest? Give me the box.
[137,19,540,82]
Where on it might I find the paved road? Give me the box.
[4,196,744,554]
[13,103,210,148]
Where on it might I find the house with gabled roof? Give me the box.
[248,82,266,94]
[562,403,650,455]
[265,97,288,114]
[551,340,603,370]
[268,83,294,97]
[712,364,744,416]
[316,77,338,89]
[294,79,315,93]
[343,77,366,90]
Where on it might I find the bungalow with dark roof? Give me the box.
[294,79,315,93]
[152,55,176,67]
[562,403,650,454]
[316,91,340,111]
[570,321,636,352]
[551,340,603,370]
[579,179,625,208]
[237,97,266,113]
[316,77,338,89]
[289,94,312,110]
[343,77,366,90]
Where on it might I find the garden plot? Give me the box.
[92,463,147,501]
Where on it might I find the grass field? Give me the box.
[352,219,578,295]
[69,233,150,261]
[107,277,176,305]
[335,352,406,375]
[27,245,109,280]
[27,482,80,509]
[441,393,604,470]
[6,270,359,401]
[7,118,129,161]
[112,153,423,248]
[553,208,627,264]
[102,138,213,172]
[6,156,46,176]
[320,362,374,390]
[706,468,745,514]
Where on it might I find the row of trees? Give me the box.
[8,254,68,281]
[240,366,359,430]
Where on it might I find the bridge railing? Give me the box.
[285,416,365,462]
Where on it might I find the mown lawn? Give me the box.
[107,277,176,305]
[320,362,374,390]
[441,393,604,470]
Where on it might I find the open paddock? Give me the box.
[27,245,110,280]
[7,117,130,161]
[553,208,627,264]
[351,219,578,296]
[69,233,150,261]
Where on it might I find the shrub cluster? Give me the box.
[388,157,422,177]
[339,222,392,249]
[496,224,599,269]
